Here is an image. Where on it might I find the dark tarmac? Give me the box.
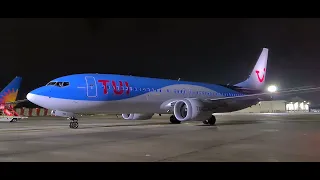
[0,113,319,161]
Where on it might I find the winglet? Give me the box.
[235,48,269,90]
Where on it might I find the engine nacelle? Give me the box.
[173,98,213,121]
[121,113,154,120]
[51,110,74,117]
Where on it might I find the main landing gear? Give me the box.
[170,115,181,124]
[202,115,216,126]
[68,117,79,129]
[169,115,216,125]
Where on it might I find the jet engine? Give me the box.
[121,113,154,120]
[173,98,213,121]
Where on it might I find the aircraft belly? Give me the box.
[70,100,163,114]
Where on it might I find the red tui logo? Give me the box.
[98,80,130,95]
[255,68,266,83]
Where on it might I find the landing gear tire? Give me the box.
[202,120,209,125]
[69,117,79,129]
[69,122,79,129]
[203,115,216,126]
[170,115,181,124]
[10,118,17,123]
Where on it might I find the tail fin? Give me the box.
[235,48,269,90]
[0,76,22,104]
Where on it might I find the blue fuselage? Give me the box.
[27,74,262,114]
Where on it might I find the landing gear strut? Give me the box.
[170,115,181,124]
[69,117,79,129]
[203,115,216,126]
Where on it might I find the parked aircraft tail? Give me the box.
[235,48,268,90]
[0,76,22,104]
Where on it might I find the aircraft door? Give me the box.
[85,76,97,97]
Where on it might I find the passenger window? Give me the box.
[62,82,69,87]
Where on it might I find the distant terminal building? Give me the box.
[233,96,310,113]
[309,104,320,113]
[285,96,310,112]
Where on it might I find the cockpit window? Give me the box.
[46,81,70,87]
[57,82,63,87]
[46,82,56,86]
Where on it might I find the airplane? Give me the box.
[0,76,22,105]
[0,76,28,122]
[26,48,320,129]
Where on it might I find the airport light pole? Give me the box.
[267,85,278,112]
[259,101,261,113]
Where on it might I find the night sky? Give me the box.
[2,18,320,103]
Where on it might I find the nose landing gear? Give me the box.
[68,117,79,129]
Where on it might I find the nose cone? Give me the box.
[26,92,36,103]
[26,91,41,105]
[26,87,48,107]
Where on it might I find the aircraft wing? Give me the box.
[4,99,28,105]
[161,86,320,112]
[208,86,320,103]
